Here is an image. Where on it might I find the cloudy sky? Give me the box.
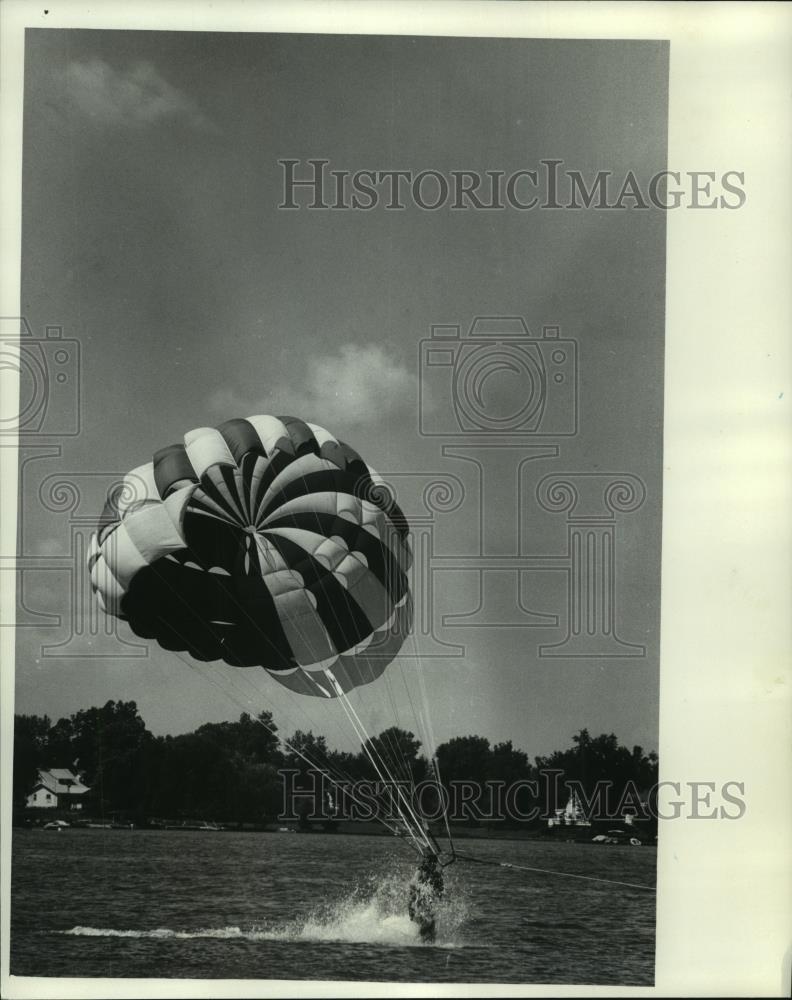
[16,29,667,758]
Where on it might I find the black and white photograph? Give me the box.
[1,3,789,997]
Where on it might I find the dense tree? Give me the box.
[147,711,283,823]
[43,701,151,816]
[361,727,428,784]
[434,735,493,826]
[13,705,659,831]
[534,729,659,817]
[192,711,280,764]
[487,739,531,784]
[435,734,491,786]
[282,729,329,778]
[12,714,51,807]
[325,747,366,781]
[485,739,533,826]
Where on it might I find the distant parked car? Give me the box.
[42,820,70,830]
[592,830,643,846]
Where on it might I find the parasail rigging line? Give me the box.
[299,591,414,794]
[142,557,421,846]
[267,555,428,854]
[344,640,427,837]
[390,656,449,851]
[135,570,405,837]
[194,661,384,806]
[159,639,407,840]
[356,671,414,792]
[267,514,428,852]
[141,526,368,758]
[387,640,445,851]
[404,626,456,862]
[206,660,418,842]
[345,634,420,792]
[370,650,419,789]
[187,565,425,852]
[430,752,455,861]
[325,669,432,856]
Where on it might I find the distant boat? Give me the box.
[547,790,592,830]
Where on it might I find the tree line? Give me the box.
[13,701,658,829]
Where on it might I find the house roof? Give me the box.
[37,769,90,795]
[49,768,78,780]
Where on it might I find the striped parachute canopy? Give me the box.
[89,416,412,697]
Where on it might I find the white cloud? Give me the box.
[64,58,216,132]
[209,343,415,430]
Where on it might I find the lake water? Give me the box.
[11,829,656,986]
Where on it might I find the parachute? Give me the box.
[89,415,412,698]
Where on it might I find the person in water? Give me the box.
[408,848,446,943]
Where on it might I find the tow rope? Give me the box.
[453,850,654,892]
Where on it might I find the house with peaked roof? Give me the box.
[26,769,90,810]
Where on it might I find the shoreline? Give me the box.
[15,817,657,846]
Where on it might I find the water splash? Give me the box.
[288,862,467,947]
[62,863,469,949]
